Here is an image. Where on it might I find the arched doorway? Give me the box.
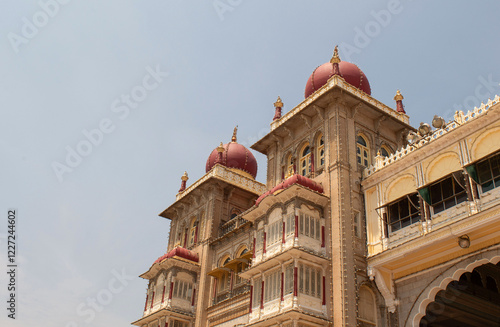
[420,261,500,326]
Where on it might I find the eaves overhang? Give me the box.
[160,164,267,220]
[246,309,332,327]
[131,308,194,326]
[140,256,201,280]
[252,75,412,154]
[242,184,329,222]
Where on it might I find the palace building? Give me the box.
[132,47,500,327]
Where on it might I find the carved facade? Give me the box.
[132,48,500,327]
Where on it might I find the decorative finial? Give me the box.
[178,171,189,192]
[394,90,406,114]
[216,142,224,163]
[394,90,404,101]
[217,142,224,153]
[330,45,341,64]
[273,96,283,121]
[231,126,238,143]
[274,96,283,108]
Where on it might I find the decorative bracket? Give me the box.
[272,134,284,148]
[375,115,387,133]
[351,102,362,118]
[368,266,399,313]
[300,114,312,129]
[313,105,325,119]
[283,126,294,139]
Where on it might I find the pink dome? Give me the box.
[154,247,199,264]
[305,61,371,98]
[206,142,258,179]
[255,174,324,206]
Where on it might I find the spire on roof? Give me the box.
[394,90,406,114]
[178,171,189,193]
[273,96,284,121]
[231,126,238,142]
[330,45,341,64]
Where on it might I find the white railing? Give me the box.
[364,95,500,177]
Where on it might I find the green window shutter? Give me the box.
[465,164,479,183]
[418,187,431,205]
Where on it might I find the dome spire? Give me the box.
[216,142,224,162]
[231,126,238,143]
[330,45,341,76]
[330,45,341,64]
[273,96,284,121]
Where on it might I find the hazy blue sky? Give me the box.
[1,1,499,326]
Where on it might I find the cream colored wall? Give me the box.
[468,122,500,162]
[423,150,462,183]
[365,186,382,256]
[364,105,500,260]
[384,171,418,204]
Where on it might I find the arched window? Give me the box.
[300,143,311,176]
[317,134,325,168]
[356,135,370,167]
[358,286,377,326]
[379,145,392,158]
[229,208,241,220]
[235,247,249,285]
[285,153,294,178]
[188,218,198,246]
[219,256,231,292]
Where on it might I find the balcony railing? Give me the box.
[213,283,250,305]
[218,216,249,237]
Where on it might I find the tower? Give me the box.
[132,46,500,327]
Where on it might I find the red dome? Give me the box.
[255,174,324,206]
[206,142,258,179]
[154,247,199,264]
[305,61,371,98]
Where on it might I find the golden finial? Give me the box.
[231,126,238,142]
[394,90,404,101]
[217,142,224,153]
[181,171,189,182]
[274,96,283,108]
[330,45,341,64]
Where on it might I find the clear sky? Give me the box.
[1,1,499,326]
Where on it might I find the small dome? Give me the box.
[205,134,258,179]
[154,247,199,264]
[255,174,324,206]
[305,61,371,98]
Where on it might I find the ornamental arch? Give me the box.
[424,151,462,183]
[405,247,500,327]
[384,174,418,204]
[469,125,500,162]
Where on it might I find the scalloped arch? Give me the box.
[470,126,500,162]
[425,152,461,183]
[385,174,417,203]
[406,248,500,327]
